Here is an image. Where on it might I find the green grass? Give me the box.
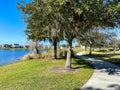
[85,50,120,67]
[73,48,84,54]
[0,58,93,90]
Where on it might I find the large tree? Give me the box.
[18,0,62,59]
[57,0,120,68]
[18,0,120,69]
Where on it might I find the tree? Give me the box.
[17,0,47,54]
[25,17,47,54]
[118,42,120,50]
[109,32,119,54]
[18,0,120,69]
[46,10,63,59]
[18,0,63,59]
[62,0,120,68]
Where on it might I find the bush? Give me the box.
[21,53,41,60]
[22,49,75,60]
[40,52,53,59]
[21,52,53,60]
[58,49,75,58]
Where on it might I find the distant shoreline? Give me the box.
[0,48,28,50]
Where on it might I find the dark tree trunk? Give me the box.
[65,40,72,69]
[89,44,92,55]
[35,42,39,54]
[53,39,57,59]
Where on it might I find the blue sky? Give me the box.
[0,0,120,46]
[0,0,28,45]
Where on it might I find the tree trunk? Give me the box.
[30,42,39,54]
[89,44,92,55]
[92,46,94,51]
[113,40,116,55]
[65,40,72,69]
[113,47,116,54]
[85,44,87,51]
[53,40,57,59]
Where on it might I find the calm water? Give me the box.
[0,49,47,66]
[0,49,30,66]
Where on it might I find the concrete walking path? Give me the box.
[76,52,120,90]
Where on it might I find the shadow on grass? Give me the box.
[84,53,120,67]
[78,54,120,75]
[54,56,94,70]
[72,57,94,69]
[74,53,120,90]
[77,84,120,90]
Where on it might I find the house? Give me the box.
[12,44,20,48]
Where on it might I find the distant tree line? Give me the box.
[77,30,120,55]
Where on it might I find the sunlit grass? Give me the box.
[73,47,85,54]
[84,50,120,67]
[0,58,93,90]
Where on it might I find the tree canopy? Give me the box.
[18,0,120,68]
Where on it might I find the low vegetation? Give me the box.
[0,58,93,90]
[22,49,66,60]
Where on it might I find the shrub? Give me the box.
[21,53,41,60]
[21,49,75,60]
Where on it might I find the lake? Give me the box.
[0,49,47,66]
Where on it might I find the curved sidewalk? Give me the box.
[76,52,120,90]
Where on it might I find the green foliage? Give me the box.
[18,0,120,41]
[17,0,120,67]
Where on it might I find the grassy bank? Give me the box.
[85,50,120,67]
[0,58,93,90]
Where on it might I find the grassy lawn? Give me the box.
[0,58,93,90]
[84,50,120,67]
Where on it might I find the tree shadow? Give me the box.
[54,57,65,60]
[108,84,120,90]
[80,87,102,90]
[78,84,120,90]
[84,53,120,67]
[72,57,94,69]
[76,55,120,75]
[74,54,120,90]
